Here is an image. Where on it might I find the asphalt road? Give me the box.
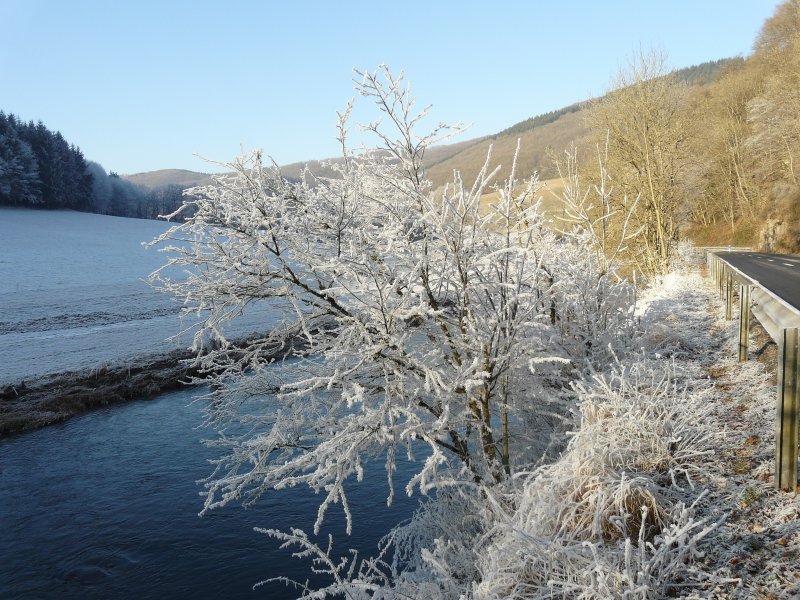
[719,252,800,311]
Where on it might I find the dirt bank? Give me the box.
[0,349,201,437]
[0,329,313,438]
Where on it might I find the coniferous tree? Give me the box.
[0,112,97,212]
[0,112,41,205]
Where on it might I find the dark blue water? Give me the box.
[0,387,422,599]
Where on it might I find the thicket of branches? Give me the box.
[152,64,635,499]
[584,50,688,278]
[553,0,800,274]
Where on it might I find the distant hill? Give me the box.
[424,109,588,189]
[123,169,214,189]
[275,138,485,182]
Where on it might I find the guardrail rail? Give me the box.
[704,248,800,492]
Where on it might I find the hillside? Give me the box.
[123,169,213,189]
[422,57,739,191]
[276,137,485,182]
[425,109,589,190]
[120,58,739,204]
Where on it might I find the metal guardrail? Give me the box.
[704,249,800,492]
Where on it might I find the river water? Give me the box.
[0,385,420,598]
[0,209,421,598]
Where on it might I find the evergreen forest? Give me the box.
[0,112,184,220]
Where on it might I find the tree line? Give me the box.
[552,0,800,281]
[683,0,800,253]
[0,111,185,220]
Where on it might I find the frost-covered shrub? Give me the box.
[546,238,638,367]
[472,357,720,599]
[150,67,643,597]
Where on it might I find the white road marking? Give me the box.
[784,263,794,267]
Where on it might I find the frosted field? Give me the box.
[0,208,274,386]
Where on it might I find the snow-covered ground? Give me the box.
[635,269,799,598]
[686,277,800,598]
[0,209,279,386]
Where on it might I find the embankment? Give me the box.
[0,349,200,437]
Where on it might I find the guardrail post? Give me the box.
[776,327,800,491]
[739,285,751,362]
[711,255,717,283]
[725,272,733,320]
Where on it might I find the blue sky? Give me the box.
[0,0,782,175]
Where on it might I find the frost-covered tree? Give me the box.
[586,50,689,278]
[151,66,635,596]
[0,113,40,205]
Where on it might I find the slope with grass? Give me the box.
[425,110,589,191]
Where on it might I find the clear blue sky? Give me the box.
[0,0,782,175]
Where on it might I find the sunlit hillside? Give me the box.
[426,111,588,191]
[477,177,568,223]
[108,53,800,254]
[424,58,737,192]
[123,169,213,189]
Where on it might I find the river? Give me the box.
[0,209,420,598]
[0,385,420,598]
[0,208,277,387]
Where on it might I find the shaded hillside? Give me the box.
[123,169,213,189]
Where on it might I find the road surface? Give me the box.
[719,252,800,311]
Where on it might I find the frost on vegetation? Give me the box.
[147,66,721,598]
[635,271,720,361]
[473,357,721,599]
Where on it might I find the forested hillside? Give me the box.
[681,0,800,252]
[0,113,186,220]
[569,0,800,260]
[422,58,739,191]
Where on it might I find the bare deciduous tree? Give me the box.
[555,138,641,277]
[150,66,634,543]
[586,49,688,277]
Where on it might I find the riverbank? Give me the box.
[0,330,309,437]
[0,348,200,437]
